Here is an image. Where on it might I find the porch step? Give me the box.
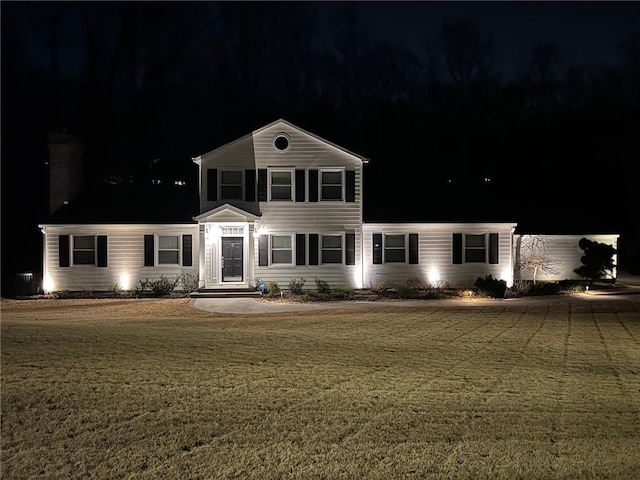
[190,288,262,299]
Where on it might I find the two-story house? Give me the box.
[38,119,618,294]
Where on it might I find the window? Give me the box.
[274,134,290,151]
[321,170,343,200]
[220,170,243,200]
[158,235,180,264]
[73,235,95,265]
[385,234,406,263]
[322,235,342,263]
[465,234,486,263]
[270,170,292,200]
[271,235,293,264]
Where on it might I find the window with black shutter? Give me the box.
[257,169,268,202]
[489,233,499,264]
[245,169,256,202]
[295,170,306,202]
[346,233,355,265]
[308,170,318,202]
[182,234,193,267]
[346,170,356,202]
[258,235,268,266]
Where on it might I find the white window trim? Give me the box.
[157,234,182,265]
[321,233,344,264]
[219,169,245,201]
[71,234,96,266]
[464,233,487,263]
[269,233,295,266]
[384,233,407,264]
[268,168,295,201]
[319,168,345,202]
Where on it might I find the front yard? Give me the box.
[2,296,639,479]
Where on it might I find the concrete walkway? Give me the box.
[191,273,640,314]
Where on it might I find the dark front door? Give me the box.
[222,237,243,282]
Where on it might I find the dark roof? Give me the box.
[43,183,199,224]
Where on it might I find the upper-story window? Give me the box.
[321,170,343,201]
[220,170,243,201]
[270,170,293,201]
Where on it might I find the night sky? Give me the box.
[2,1,640,293]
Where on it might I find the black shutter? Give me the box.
[97,235,108,267]
[257,169,268,202]
[372,234,383,264]
[452,233,463,264]
[346,170,356,202]
[245,169,256,202]
[308,234,319,265]
[295,169,306,202]
[409,233,419,264]
[144,234,155,267]
[182,234,193,266]
[258,235,268,266]
[296,234,306,265]
[346,233,356,265]
[59,235,70,267]
[207,169,217,201]
[489,233,499,264]
[308,169,318,202]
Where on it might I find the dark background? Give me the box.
[2,1,640,295]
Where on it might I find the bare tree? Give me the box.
[515,235,559,284]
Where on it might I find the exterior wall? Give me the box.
[198,120,365,289]
[40,224,199,293]
[515,234,619,281]
[363,223,516,289]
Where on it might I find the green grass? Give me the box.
[2,296,640,479]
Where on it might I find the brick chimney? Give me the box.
[47,131,84,214]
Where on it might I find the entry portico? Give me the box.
[194,204,260,289]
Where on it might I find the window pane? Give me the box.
[465,249,486,263]
[159,251,179,264]
[322,250,342,263]
[73,251,95,265]
[385,249,405,263]
[271,186,291,200]
[221,170,242,184]
[272,236,292,249]
[221,185,242,199]
[385,235,405,247]
[272,250,292,264]
[271,171,291,185]
[322,236,342,248]
[465,234,485,247]
[159,236,179,249]
[322,171,342,184]
[321,185,342,200]
[74,236,95,249]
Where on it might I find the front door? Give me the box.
[222,237,243,282]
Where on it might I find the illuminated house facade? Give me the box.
[39,119,618,293]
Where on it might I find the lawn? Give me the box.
[2,296,639,479]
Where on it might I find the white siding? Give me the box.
[515,234,619,281]
[362,223,516,288]
[41,224,199,293]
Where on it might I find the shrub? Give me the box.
[267,281,281,296]
[108,282,123,295]
[508,280,533,297]
[180,272,199,292]
[558,279,584,294]
[137,276,179,297]
[404,277,427,290]
[52,289,71,299]
[288,277,306,294]
[474,275,507,298]
[363,277,386,293]
[314,277,331,294]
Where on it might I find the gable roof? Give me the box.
[194,203,261,222]
[193,118,369,165]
